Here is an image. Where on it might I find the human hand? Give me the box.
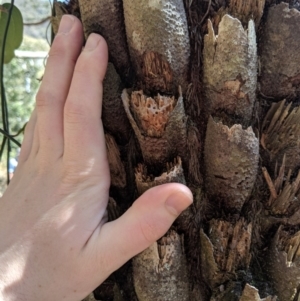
[0,15,193,301]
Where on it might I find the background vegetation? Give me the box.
[0,0,51,192]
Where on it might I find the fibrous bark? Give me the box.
[54,0,300,300]
[123,0,190,94]
[82,293,97,301]
[93,278,124,301]
[106,134,126,189]
[186,124,202,185]
[261,99,300,173]
[122,90,187,167]
[262,157,300,216]
[204,117,259,213]
[132,231,190,301]
[239,284,276,301]
[261,155,300,229]
[78,0,131,83]
[135,158,192,232]
[102,63,131,144]
[259,2,300,99]
[229,0,265,27]
[209,281,276,301]
[200,219,252,289]
[135,157,185,195]
[203,15,257,123]
[129,93,176,138]
[264,227,300,301]
[52,1,67,34]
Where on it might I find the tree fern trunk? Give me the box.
[53,0,300,300]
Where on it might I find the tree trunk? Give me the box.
[53,0,300,300]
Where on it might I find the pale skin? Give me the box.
[0,15,193,301]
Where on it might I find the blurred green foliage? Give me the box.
[0,0,51,183]
[14,0,51,40]
[3,36,49,155]
[0,3,23,63]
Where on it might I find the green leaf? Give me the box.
[2,3,23,49]
[0,3,23,64]
[3,42,14,64]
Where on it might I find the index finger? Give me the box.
[36,15,84,159]
[63,34,108,167]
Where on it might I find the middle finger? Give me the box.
[35,15,83,160]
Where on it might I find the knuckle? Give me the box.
[60,173,82,190]
[58,168,109,197]
[48,35,78,67]
[64,102,86,124]
[58,171,87,196]
[36,89,56,109]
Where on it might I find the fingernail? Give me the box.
[165,191,193,216]
[58,15,74,34]
[85,34,100,51]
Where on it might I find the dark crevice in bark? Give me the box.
[60,0,81,18]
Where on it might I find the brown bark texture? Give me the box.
[53,0,300,300]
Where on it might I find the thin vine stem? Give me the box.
[0,129,21,147]
[0,0,15,184]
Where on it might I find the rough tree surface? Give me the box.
[52,0,300,300]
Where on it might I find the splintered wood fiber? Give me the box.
[129,92,176,138]
[240,284,274,301]
[229,0,265,26]
[135,158,186,195]
[209,219,252,273]
[266,228,300,301]
[203,15,257,122]
[122,90,188,166]
[132,231,190,301]
[261,99,300,172]
[105,134,126,188]
[200,220,252,289]
[123,0,190,93]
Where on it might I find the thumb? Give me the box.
[97,183,193,275]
